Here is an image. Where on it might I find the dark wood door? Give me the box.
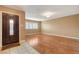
[2,13,19,46]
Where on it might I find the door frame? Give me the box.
[2,12,20,50]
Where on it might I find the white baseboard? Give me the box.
[43,33,79,40]
[25,33,40,35]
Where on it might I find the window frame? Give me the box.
[25,22,39,29]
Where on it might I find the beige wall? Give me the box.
[0,6,26,46]
[42,14,79,38]
[25,20,41,35]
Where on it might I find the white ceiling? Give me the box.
[4,5,79,21]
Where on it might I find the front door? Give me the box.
[2,13,19,46]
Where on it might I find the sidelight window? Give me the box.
[9,19,14,35]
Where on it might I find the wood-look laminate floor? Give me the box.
[26,34,79,54]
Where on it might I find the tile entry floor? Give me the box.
[0,42,39,54]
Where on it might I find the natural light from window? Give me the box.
[25,22,38,29]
